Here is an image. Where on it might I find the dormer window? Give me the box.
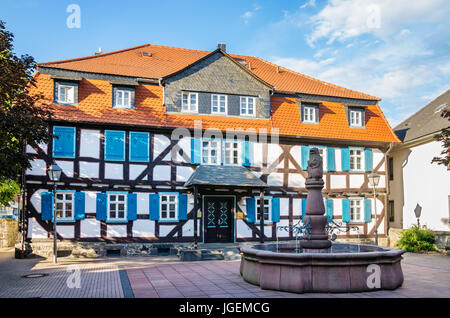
[349,108,364,127]
[182,92,198,113]
[59,85,74,104]
[54,81,78,105]
[211,94,227,114]
[302,104,319,124]
[116,89,131,108]
[113,87,135,109]
[240,96,255,116]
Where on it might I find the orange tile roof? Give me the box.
[31,73,399,143]
[38,44,380,101]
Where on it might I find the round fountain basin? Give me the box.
[239,243,405,293]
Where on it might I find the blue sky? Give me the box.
[2,0,450,127]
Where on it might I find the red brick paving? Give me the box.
[0,252,448,298]
[126,257,450,298]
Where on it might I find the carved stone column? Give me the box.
[300,148,331,252]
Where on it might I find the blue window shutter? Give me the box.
[105,130,125,161]
[364,148,373,172]
[246,197,255,223]
[272,198,280,222]
[242,140,251,166]
[364,199,372,222]
[53,126,75,158]
[96,193,107,221]
[301,146,310,170]
[341,147,350,171]
[326,199,333,222]
[149,193,160,221]
[129,132,149,162]
[191,138,201,164]
[74,192,85,220]
[301,198,306,220]
[127,193,137,221]
[41,192,54,221]
[342,199,350,223]
[327,147,335,171]
[178,193,188,221]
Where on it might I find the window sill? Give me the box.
[255,222,273,225]
[113,106,134,110]
[158,219,179,223]
[129,159,149,163]
[302,121,319,125]
[55,219,75,223]
[53,154,75,159]
[53,102,77,106]
[106,219,128,224]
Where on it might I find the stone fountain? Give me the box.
[239,148,405,293]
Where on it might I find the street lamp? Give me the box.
[47,163,62,264]
[368,172,380,246]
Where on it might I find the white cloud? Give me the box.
[241,4,261,24]
[438,62,450,75]
[271,56,335,77]
[300,0,316,9]
[307,0,450,46]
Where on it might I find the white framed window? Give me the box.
[182,92,198,113]
[58,85,75,104]
[350,198,364,223]
[303,105,317,123]
[349,147,364,171]
[211,94,227,114]
[55,192,74,220]
[201,139,221,165]
[108,193,127,221]
[223,140,241,165]
[349,109,364,127]
[115,89,132,108]
[160,193,178,221]
[255,197,272,224]
[240,96,256,116]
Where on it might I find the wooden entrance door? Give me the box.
[204,196,234,243]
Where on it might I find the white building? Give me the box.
[388,90,450,247]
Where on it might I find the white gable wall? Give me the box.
[401,141,450,231]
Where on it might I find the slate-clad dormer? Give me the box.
[162,49,273,119]
[52,75,82,106]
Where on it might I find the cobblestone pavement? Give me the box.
[0,250,449,298]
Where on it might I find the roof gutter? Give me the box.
[159,78,167,127]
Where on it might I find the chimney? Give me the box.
[95,47,103,55]
[217,43,226,52]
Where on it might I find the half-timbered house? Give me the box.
[23,43,399,256]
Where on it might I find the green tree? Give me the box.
[0,179,20,206]
[0,20,52,183]
[431,109,450,167]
